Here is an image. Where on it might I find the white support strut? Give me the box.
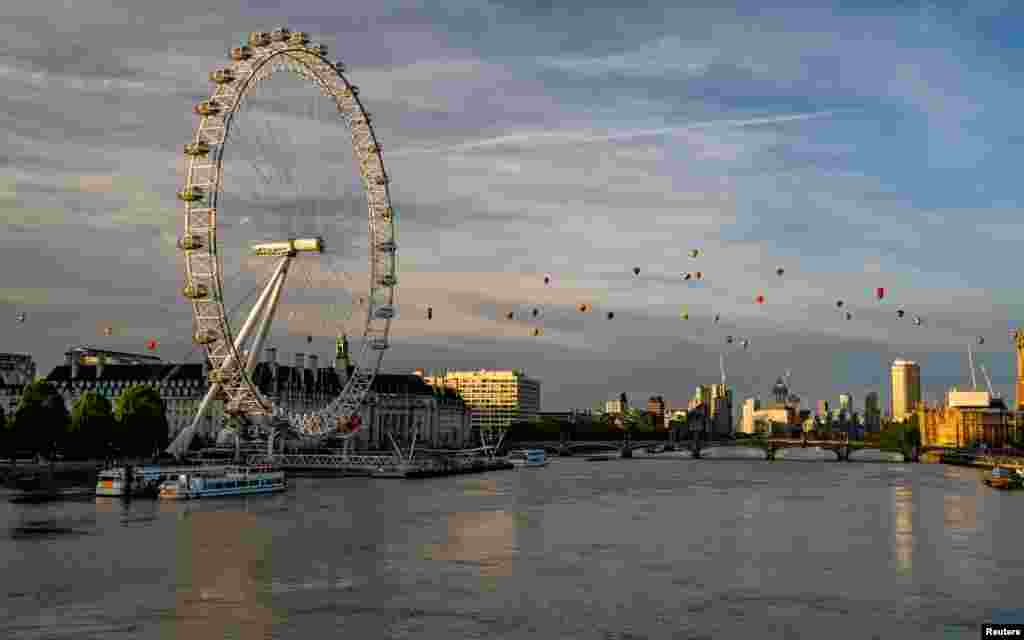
[168,256,291,457]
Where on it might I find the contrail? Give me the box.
[388,111,849,157]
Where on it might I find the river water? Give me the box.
[2,455,1023,639]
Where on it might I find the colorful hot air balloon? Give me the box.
[15,312,25,324]
[577,303,591,313]
[146,339,158,351]
[695,271,703,280]
[876,287,885,300]
[688,249,700,258]
[506,311,515,320]
[427,306,433,320]
[532,308,539,318]
[543,275,551,285]
[755,295,765,304]
[103,326,113,336]
[532,328,543,337]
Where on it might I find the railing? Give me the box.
[247,453,399,467]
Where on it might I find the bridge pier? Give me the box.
[620,446,632,459]
[766,447,777,461]
[558,445,572,457]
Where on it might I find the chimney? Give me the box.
[97,353,106,379]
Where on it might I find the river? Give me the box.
[2,456,1023,639]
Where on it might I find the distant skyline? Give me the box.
[3,1,1024,411]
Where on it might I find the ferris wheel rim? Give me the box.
[179,30,397,439]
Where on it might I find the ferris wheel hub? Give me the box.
[251,237,324,256]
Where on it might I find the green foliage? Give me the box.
[70,392,116,460]
[10,380,69,461]
[114,385,169,458]
[880,423,921,453]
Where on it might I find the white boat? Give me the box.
[96,465,226,497]
[508,449,548,468]
[158,465,286,500]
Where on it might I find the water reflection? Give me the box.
[164,509,278,639]
[421,510,518,578]
[943,495,977,532]
[460,478,501,497]
[892,485,913,574]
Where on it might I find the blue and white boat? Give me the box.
[158,465,286,499]
[508,449,548,468]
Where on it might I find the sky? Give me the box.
[3,0,1024,412]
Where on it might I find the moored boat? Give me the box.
[158,465,286,500]
[508,449,548,468]
[96,465,227,497]
[983,466,1024,490]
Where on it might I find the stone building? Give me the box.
[917,390,1013,448]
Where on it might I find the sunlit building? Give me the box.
[864,392,881,433]
[417,369,540,435]
[740,397,761,435]
[891,359,922,422]
[916,389,1012,448]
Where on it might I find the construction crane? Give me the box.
[980,363,999,398]
[967,343,978,391]
[720,353,726,387]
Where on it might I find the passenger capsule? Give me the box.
[177,234,204,251]
[177,187,205,202]
[333,60,347,72]
[193,330,218,345]
[288,31,310,46]
[378,240,397,253]
[247,31,271,47]
[182,283,210,299]
[380,207,393,221]
[374,175,389,186]
[229,46,253,61]
[194,101,220,117]
[271,27,291,42]
[633,267,641,276]
[379,274,397,287]
[209,68,236,84]
[183,141,211,156]
[308,43,328,57]
[370,338,389,351]
[373,305,395,319]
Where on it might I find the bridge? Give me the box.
[506,435,916,462]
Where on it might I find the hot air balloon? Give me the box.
[679,306,689,320]
[695,271,703,280]
[427,307,433,320]
[543,275,551,285]
[103,326,113,336]
[913,316,922,326]
[978,336,985,345]
[836,300,844,309]
[532,308,540,318]
[688,249,700,258]
[506,311,515,320]
[776,267,785,277]
[755,295,765,304]
[844,312,853,321]
[726,336,734,344]
[606,311,614,320]
[633,267,641,276]
[876,287,885,300]
[682,273,693,281]
[741,339,750,349]
[896,309,905,319]
[146,339,158,351]
[15,312,25,324]
[577,303,591,313]
[713,314,720,324]
[532,328,543,337]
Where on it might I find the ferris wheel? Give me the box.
[166,28,397,457]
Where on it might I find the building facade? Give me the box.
[917,391,1012,448]
[891,359,922,422]
[864,392,881,433]
[740,397,761,435]
[418,369,541,435]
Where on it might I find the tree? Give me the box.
[114,385,169,460]
[10,380,69,462]
[70,392,116,460]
